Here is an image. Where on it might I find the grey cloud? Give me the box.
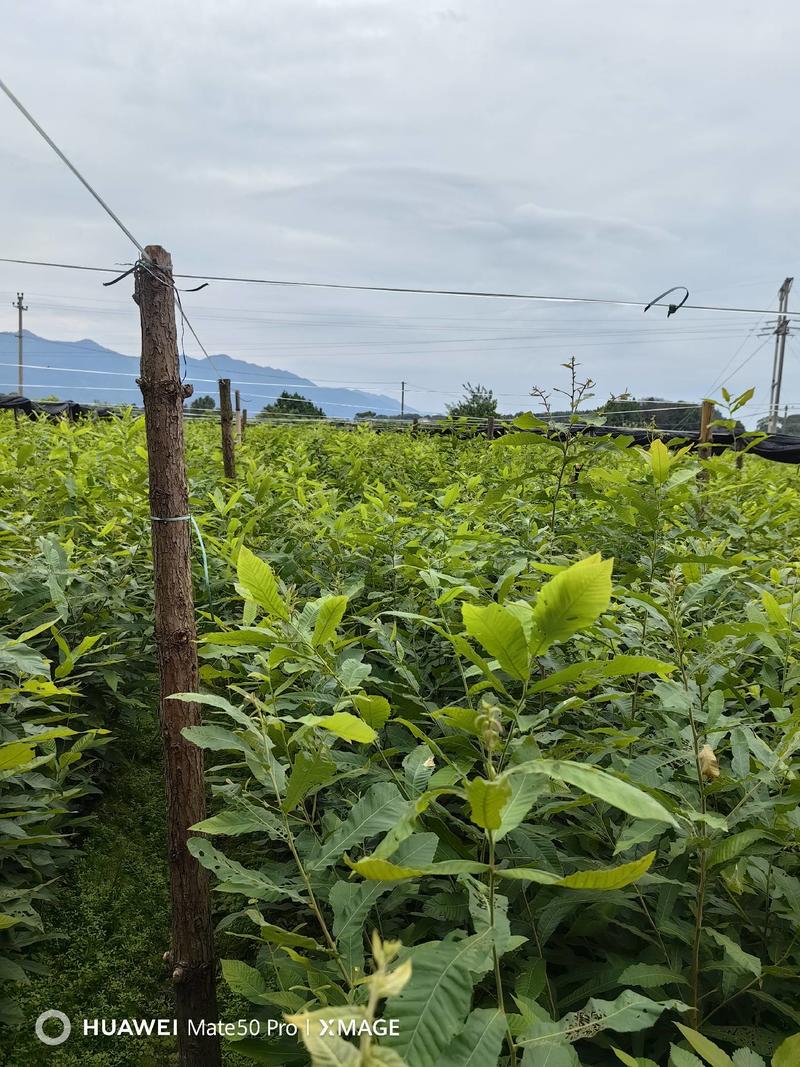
[0,0,798,421]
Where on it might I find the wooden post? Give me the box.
[134,246,221,1067]
[699,399,713,460]
[241,409,247,440]
[218,378,236,479]
[234,388,242,444]
[486,415,495,441]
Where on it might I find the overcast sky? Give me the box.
[1,0,798,419]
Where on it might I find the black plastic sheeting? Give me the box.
[557,424,800,465]
[3,394,800,464]
[420,419,800,464]
[0,394,116,420]
[528,423,800,465]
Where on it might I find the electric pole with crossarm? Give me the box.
[13,292,27,396]
[767,277,793,433]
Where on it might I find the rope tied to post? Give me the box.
[150,514,213,614]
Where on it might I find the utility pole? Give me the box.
[400,380,405,418]
[134,246,221,1067]
[13,292,27,396]
[768,277,793,434]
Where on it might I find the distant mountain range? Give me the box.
[0,331,414,417]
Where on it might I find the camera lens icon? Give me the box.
[35,1010,72,1046]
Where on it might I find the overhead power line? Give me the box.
[2,256,800,319]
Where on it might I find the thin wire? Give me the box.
[2,256,800,318]
[707,299,777,393]
[0,360,404,392]
[0,81,144,255]
[1,367,767,417]
[714,338,771,393]
[0,379,402,411]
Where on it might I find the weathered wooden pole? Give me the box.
[135,246,221,1067]
[241,408,247,440]
[486,415,495,440]
[234,388,242,444]
[218,378,236,479]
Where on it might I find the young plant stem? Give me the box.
[488,830,517,1067]
[671,590,708,1029]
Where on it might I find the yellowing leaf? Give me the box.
[348,857,490,881]
[465,776,512,830]
[0,741,36,772]
[648,438,674,484]
[530,553,614,654]
[307,712,377,744]
[761,591,789,631]
[773,1033,800,1067]
[285,1008,364,1066]
[675,1025,734,1067]
[235,545,289,619]
[555,850,655,890]
[352,693,392,731]
[349,857,425,880]
[461,602,530,681]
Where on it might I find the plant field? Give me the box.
[1,412,800,1066]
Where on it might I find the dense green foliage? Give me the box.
[261,391,325,418]
[447,381,498,418]
[1,410,799,1066]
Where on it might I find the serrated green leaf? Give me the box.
[221,958,267,1003]
[384,940,475,1067]
[308,783,407,870]
[437,1008,506,1067]
[617,963,687,989]
[191,807,282,837]
[707,829,769,869]
[283,749,336,812]
[519,759,679,827]
[670,1049,705,1067]
[181,724,247,753]
[706,929,761,977]
[531,655,675,694]
[731,1051,766,1067]
[461,602,530,681]
[495,773,547,841]
[312,595,348,647]
[236,545,289,619]
[530,553,614,654]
